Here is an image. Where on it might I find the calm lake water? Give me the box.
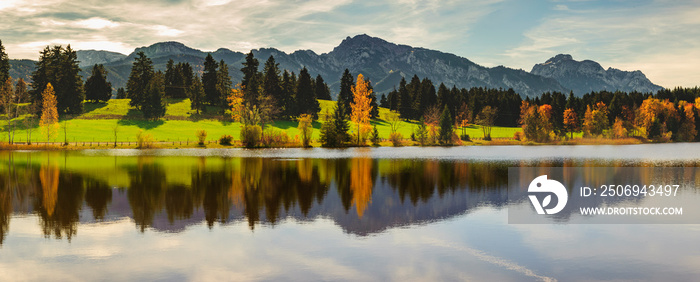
[1,145,700,281]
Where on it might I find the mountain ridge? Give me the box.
[9,34,664,98]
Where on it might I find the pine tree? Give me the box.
[338,69,354,116]
[295,67,319,118]
[262,55,282,105]
[379,94,388,108]
[116,87,126,99]
[189,76,205,114]
[438,105,453,145]
[315,74,332,100]
[164,59,177,98]
[0,40,9,87]
[215,60,232,108]
[333,105,350,145]
[320,108,338,147]
[202,54,218,105]
[397,77,411,119]
[280,70,295,119]
[85,64,112,102]
[369,92,379,118]
[126,52,154,110]
[56,45,84,114]
[141,72,166,120]
[240,51,259,106]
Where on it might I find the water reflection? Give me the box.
[0,151,522,243]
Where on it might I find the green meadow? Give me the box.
[1,99,522,144]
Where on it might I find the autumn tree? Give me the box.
[351,74,372,145]
[227,84,245,122]
[1,78,13,142]
[583,102,609,137]
[636,98,677,139]
[675,101,696,142]
[455,102,470,138]
[475,106,497,140]
[84,64,112,102]
[40,83,59,142]
[298,114,313,147]
[612,117,628,138]
[563,108,579,139]
[423,105,441,144]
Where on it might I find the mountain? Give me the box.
[531,54,663,95]
[8,35,664,97]
[76,50,127,67]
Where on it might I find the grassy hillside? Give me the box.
[1,99,522,144]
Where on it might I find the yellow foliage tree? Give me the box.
[227,84,245,122]
[563,108,579,139]
[297,113,313,147]
[40,83,59,143]
[351,74,372,145]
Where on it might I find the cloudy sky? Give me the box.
[0,0,698,87]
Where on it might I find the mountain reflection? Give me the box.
[0,151,515,243]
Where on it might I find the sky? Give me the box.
[0,0,698,88]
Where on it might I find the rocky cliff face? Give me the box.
[531,54,663,95]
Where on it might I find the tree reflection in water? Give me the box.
[0,151,522,242]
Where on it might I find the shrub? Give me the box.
[389,132,403,147]
[370,125,380,146]
[219,135,233,145]
[261,128,291,147]
[482,135,492,141]
[196,129,207,145]
[240,125,262,148]
[513,131,522,141]
[460,133,471,142]
[136,130,155,149]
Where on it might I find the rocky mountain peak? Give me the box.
[531,54,662,95]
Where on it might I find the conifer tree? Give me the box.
[315,74,332,100]
[338,69,354,116]
[280,70,295,118]
[141,72,166,120]
[438,105,453,145]
[240,51,260,106]
[116,87,126,99]
[295,67,319,118]
[0,40,9,87]
[126,52,154,110]
[56,45,84,114]
[189,76,205,114]
[202,54,218,105]
[85,64,112,102]
[215,60,232,108]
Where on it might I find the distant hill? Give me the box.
[531,54,663,95]
[8,35,665,98]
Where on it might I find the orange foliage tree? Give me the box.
[350,74,372,145]
[562,108,579,139]
[227,84,245,122]
[40,83,59,142]
[636,98,678,139]
[582,102,609,137]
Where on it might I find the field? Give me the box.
[0,99,523,144]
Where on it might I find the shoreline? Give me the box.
[0,137,651,151]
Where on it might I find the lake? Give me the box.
[1,145,700,281]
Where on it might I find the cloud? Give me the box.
[501,1,700,87]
